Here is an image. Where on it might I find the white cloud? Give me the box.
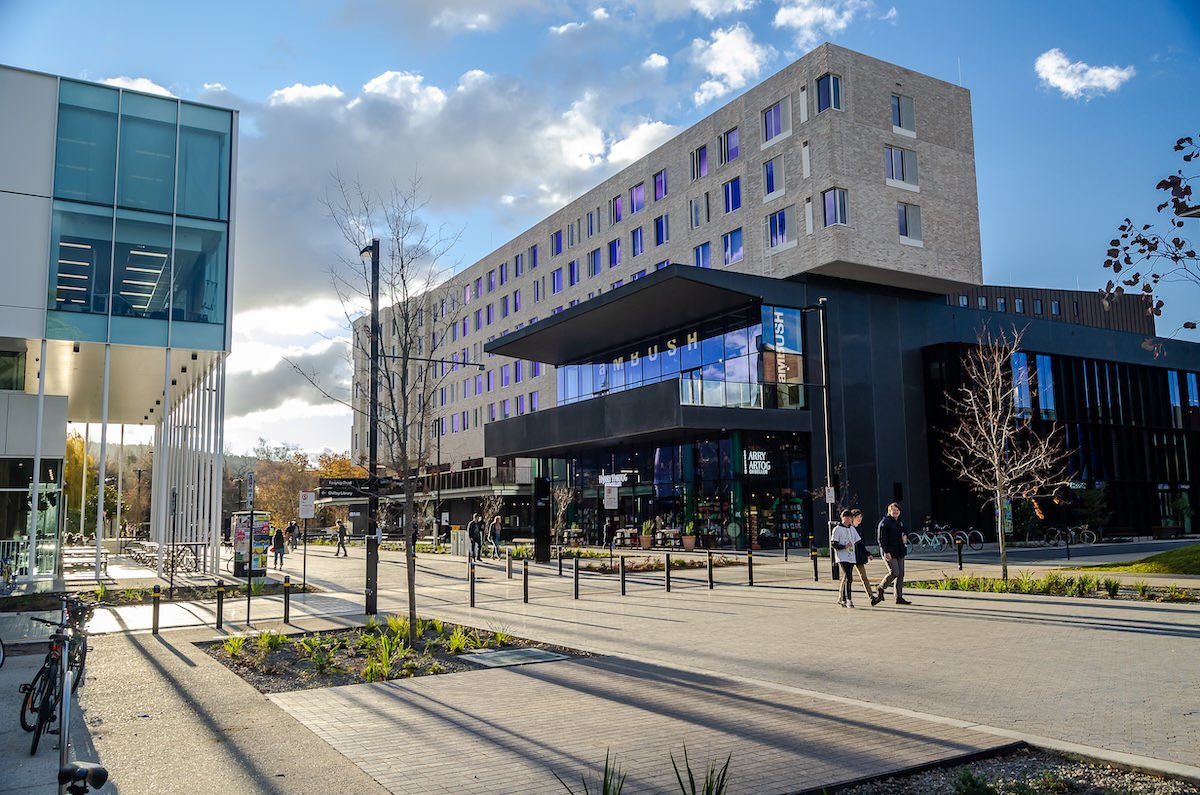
[551,20,586,34]
[99,76,174,97]
[608,120,678,166]
[592,7,610,19]
[773,0,868,48]
[233,299,348,339]
[880,6,897,21]
[1034,48,1135,100]
[268,82,345,106]
[432,9,493,31]
[538,93,607,170]
[690,24,774,105]
[643,53,669,70]
[692,0,758,18]
[202,82,228,92]
[361,71,448,116]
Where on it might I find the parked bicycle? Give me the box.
[1046,524,1098,546]
[939,524,985,551]
[19,596,94,755]
[1,555,17,596]
[904,527,946,555]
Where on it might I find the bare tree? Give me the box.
[1102,134,1198,341]
[480,494,504,525]
[552,485,575,532]
[292,172,460,646]
[942,327,1073,580]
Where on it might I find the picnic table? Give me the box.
[62,545,108,574]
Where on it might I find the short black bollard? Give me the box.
[707,550,714,589]
[810,533,819,582]
[506,550,513,580]
[573,556,580,600]
[1065,531,1071,561]
[469,560,476,608]
[558,547,563,577]
[283,575,291,623]
[956,537,964,571]
[151,585,161,635]
[747,548,754,586]
[783,536,789,562]
[216,580,225,630]
[619,555,627,596]
[522,560,529,604]
[665,554,671,592]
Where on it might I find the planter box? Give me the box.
[1150,526,1183,539]
[639,534,652,549]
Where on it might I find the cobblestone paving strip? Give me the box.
[270,655,1015,795]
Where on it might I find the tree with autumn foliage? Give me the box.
[62,433,123,540]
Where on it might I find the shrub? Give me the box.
[1014,571,1038,595]
[386,614,409,640]
[431,618,446,637]
[1102,578,1121,598]
[1164,583,1186,601]
[1042,572,1067,596]
[255,630,287,656]
[672,745,732,795]
[1076,574,1098,595]
[445,626,471,654]
[1134,580,1151,599]
[222,635,247,657]
[951,769,997,795]
[555,750,626,795]
[490,624,513,646]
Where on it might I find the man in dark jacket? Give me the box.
[467,513,484,561]
[875,502,912,605]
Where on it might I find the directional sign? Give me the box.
[319,477,370,499]
[299,491,316,518]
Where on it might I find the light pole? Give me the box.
[801,299,834,550]
[361,238,381,616]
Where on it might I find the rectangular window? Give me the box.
[474,309,482,331]
[530,391,539,411]
[501,295,509,317]
[611,279,624,290]
[499,262,508,285]
[608,238,621,268]
[816,73,842,112]
[631,269,646,280]
[719,127,739,164]
[653,169,668,200]
[501,399,510,419]
[802,140,811,178]
[693,241,711,269]
[532,361,541,377]
[529,244,538,269]
[514,252,524,276]
[568,260,579,286]
[567,221,576,248]
[514,360,523,383]
[823,188,848,226]
[501,364,511,386]
[897,202,922,242]
[654,214,669,245]
[958,294,968,307]
[487,370,495,391]
[690,145,708,179]
[978,296,988,310]
[723,177,741,213]
[551,230,563,255]
[587,248,601,277]
[885,146,919,187]
[891,94,915,133]
[609,195,622,224]
[1051,299,1061,316]
[1014,297,1025,313]
[474,277,482,299]
[587,211,595,237]
[1034,298,1044,314]
[996,297,1007,312]
[630,183,645,214]
[552,268,563,294]
[631,227,644,257]
[513,288,521,312]
[656,260,669,270]
[463,284,471,305]
[486,303,494,325]
[487,270,495,292]
[517,394,526,415]
[722,228,744,265]
[763,99,789,142]
[488,403,496,422]
[767,207,795,249]
[763,156,784,198]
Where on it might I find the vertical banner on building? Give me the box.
[760,305,803,383]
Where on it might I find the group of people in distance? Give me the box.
[830,502,912,608]
[466,513,503,561]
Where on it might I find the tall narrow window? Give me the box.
[631,227,644,257]
[609,195,622,224]
[768,207,794,249]
[898,202,922,243]
[653,169,668,200]
[719,128,739,164]
[722,228,744,265]
[588,248,601,277]
[654,214,669,245]
[499,262,508,285]
[514,252,524,276]
[550,230,563,255]
[891,94,915,133]
[885,146,919,187]
[568,260,579,286]
[763,100,785,142]
[816,73,842,112]
[723,177,741,213]
[763,156,784,198]
[630,183,645,214]
[690,145,708,179]
[693,242,711,269]
[551,268,563,294]
[823,188,848,226]
[608,238,620,268]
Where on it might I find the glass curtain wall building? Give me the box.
[0,65,236,584]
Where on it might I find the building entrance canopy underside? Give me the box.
[485,265,810,366]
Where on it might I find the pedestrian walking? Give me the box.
[875,502,911,605]
[489,515,503,558]
[287,520,299,551]
[272,525,286,569]
[849,509,880,606]
[467,513,484,561]
[335,520,349,557]
[830,508,861,607]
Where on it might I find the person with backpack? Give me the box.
[335,520,349,557]
[467,513,484,561]
[830,508,861,608]
[849,509,881,606]
[272,525,286,569]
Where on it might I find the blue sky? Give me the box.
[2,0,1197,453]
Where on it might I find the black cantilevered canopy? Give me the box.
[484,264,809,365]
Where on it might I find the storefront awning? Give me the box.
[484,265,808,365]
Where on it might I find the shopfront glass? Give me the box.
[0,459,63,579]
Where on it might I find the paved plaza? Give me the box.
[1,542,1198,794]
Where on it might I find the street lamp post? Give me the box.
[361,239,381,616]
[801,299,835,554]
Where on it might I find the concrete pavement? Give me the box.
[1,541,1198,794]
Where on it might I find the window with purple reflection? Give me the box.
[691,145,708,180]
[530,391,539,411]
[654,214,669,245]
[631,227,644,257]
[763,101,783,141]
[608,238,620,268]
[719,128,739,164]
[722,228,743,265]
[514,252,524,276]
[569,260,579,285]
[551,230,563,255]
[499,262,507,285]
[513,288,521,312]
[631,184,645,214]
[654,169,667,200]
[823,187,848,226]
[769,209,787,248]
[552,268,563,294]
[529,244,538,269]
[693,241,711,268]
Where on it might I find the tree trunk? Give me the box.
[995,488,1008,582]
[405,490,418,647]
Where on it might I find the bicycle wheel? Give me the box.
[19,665,48,732]
[904,536,914,556]
[967,530,984,551]
[70,638,87,692]
[1079,529,1098,545]
[0,637,5,668]
[29,670,57,755]
[1046,528,1061,547]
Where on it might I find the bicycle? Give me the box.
[1046,524,1098,546]
[903,528,946,555]
[1,555,17,596]
[943,525,985,551]
[20,598,93,754]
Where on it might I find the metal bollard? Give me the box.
[469,560,476,608]
[809,533,819,582]
[1065,531,1071,561]
[573,556,580,600]
[216,580,225,630]
[507,550,513,580]
[558,547,563,577]
[283,575,291,623]
[956,537,964,571]
[619,555,627,596]
[707,551,714,589]
[783,536,789,561]
[151,585,161,635]
[747,549,754,586]
[665,554,671,592]
[523,560,529,604]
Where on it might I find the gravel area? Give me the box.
[837,748,1200,794]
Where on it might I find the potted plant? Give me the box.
[639,519,653,549]
[682,520,697,551]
